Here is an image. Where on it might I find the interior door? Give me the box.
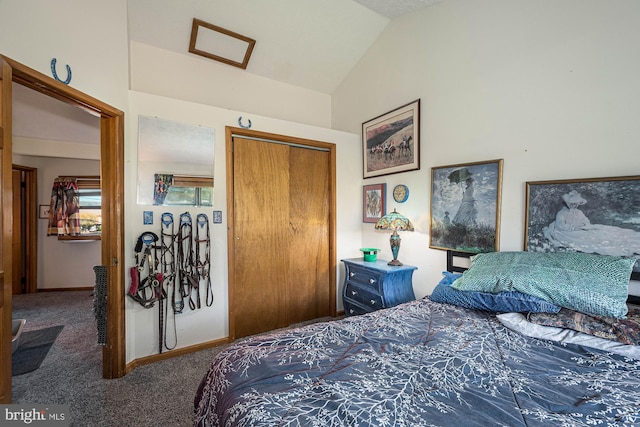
[0,56,14,403]
[11,169,22,294]
[232,137,289,337]
[229,130,334,339]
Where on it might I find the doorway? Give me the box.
[1,55,126,403]
[226,127,337,340]
[11,165,37,295]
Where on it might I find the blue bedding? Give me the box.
[194,298,640,426]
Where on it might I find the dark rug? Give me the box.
[12,325,64,376]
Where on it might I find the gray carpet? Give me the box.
[11,291,225,426]
[12,290,338,426]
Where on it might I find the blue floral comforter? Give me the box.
[194,298,640,426]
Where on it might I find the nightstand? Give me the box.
[342,258,417,316]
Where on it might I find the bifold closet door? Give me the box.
[232,137,330,339]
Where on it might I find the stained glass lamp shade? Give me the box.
[374,209,414,266]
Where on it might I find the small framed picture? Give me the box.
[362,99,420,179]
[363,183,386,223]
[39,204,50,219]
[143,211,154,225]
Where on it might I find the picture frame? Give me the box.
[525,175,640,279]
[362,99,420,179]
[39,204,50,219]
[363,183,386,223]
[430,159,503,253]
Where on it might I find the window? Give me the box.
[59,176,101,240]
[156,175,214,207]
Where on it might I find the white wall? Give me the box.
[332,0,640,298]
[125,91,360,360]
[2,1,361,363]
[0,0,129,112]
[130,41,332,129]
[12,154,101,290]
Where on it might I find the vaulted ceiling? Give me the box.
[12,0,445,148]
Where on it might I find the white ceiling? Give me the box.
[12,0,444,148]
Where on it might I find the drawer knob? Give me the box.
[349,272,355,277]
[369,278,376,284]
[349,308,355,314]
[351,290,358,296]
[370,300,376,305]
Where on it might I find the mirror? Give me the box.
[137,116,215,206]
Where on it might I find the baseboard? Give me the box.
[38,287,94,292]
[125,336,232,374]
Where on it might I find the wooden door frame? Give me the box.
[11,164,37,294]
[0,55,126,403]
[225,126,337,340]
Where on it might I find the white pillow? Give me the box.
[496,312,640,359]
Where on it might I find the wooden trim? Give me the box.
[58,235,101,241]
[0,55,14,403]
[125,336,231,373]
[173,175,213,188]
[37,286,94,292]
[100,112,126,379]
[0,54,126,386]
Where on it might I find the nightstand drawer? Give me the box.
[343,298,376,316]
[344,282,384,309]
[345,265,383,292]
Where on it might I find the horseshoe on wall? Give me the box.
[51,58,72,84]
[238,116,252,129]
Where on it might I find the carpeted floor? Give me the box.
[11,290,339,426]
[11,291,226,426]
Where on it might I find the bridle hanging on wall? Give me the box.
[160,213,178,350]
[127,210,214,354]
[195,213,214,307]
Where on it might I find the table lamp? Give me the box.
[374,209,414,266]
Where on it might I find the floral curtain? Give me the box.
[154,173,174,205]
[47,177,81,236]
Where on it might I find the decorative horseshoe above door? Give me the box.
[51,58,72,84]
[238,116,252,129]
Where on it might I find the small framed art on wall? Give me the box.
[363,183,386,223]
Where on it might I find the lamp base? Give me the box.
[387,259,403,266]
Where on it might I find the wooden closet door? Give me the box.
[287,146,330,324]
[231,136,330,339]
[233,137,290,338]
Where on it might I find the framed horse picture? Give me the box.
[362,100,420,179]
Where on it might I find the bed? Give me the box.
[194,251,640,426]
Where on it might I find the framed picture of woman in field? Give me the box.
[362,100,420,179]
[525,175,640,279]
[430,159,503,253]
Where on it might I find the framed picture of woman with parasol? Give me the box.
[430,159,503,253]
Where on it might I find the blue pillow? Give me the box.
[450,252,635,318]
[430,272,562,313]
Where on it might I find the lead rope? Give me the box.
[160,212,178,351]
[178,212,199,310]
[195,213,214,307]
